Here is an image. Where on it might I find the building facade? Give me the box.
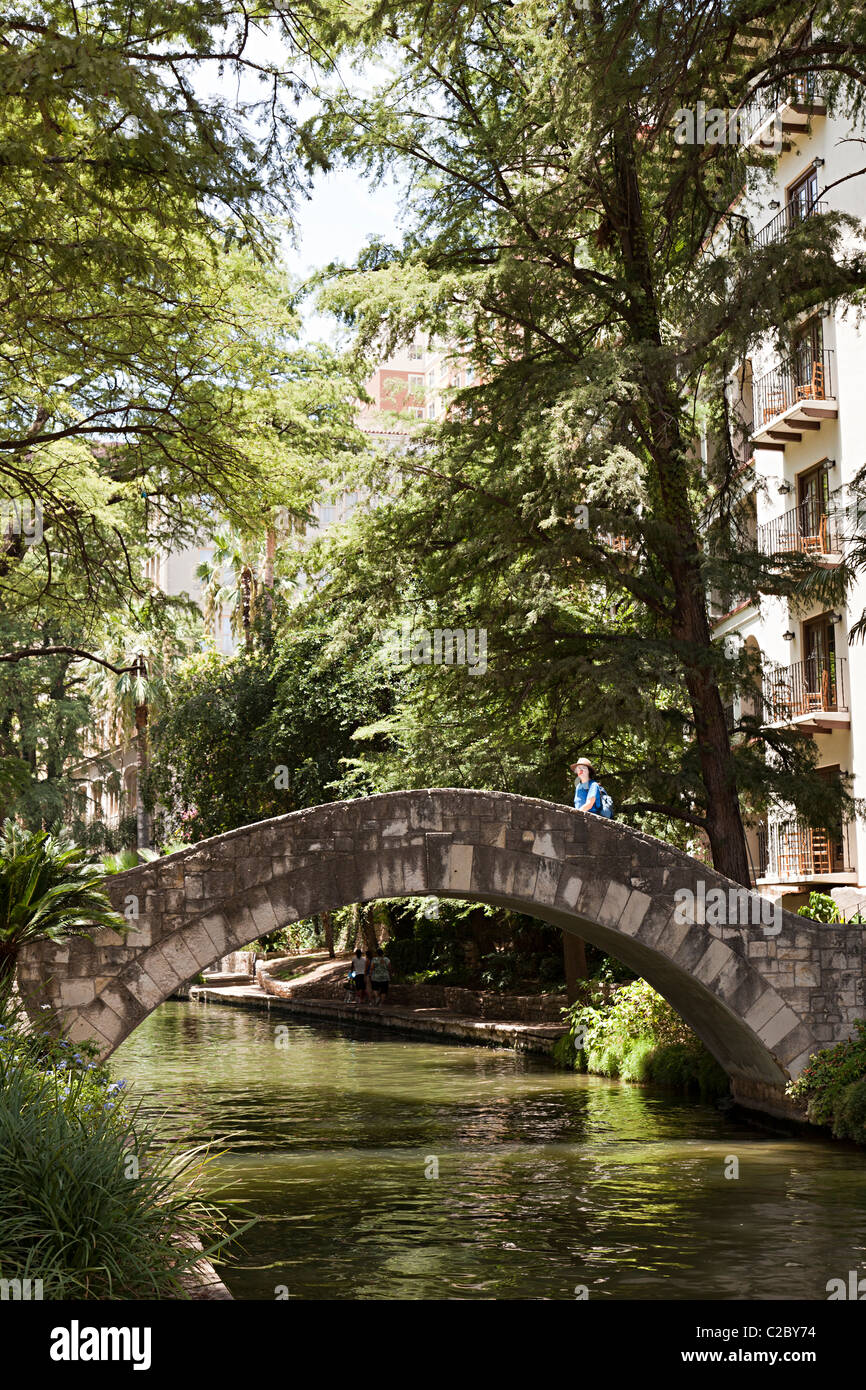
[713,59,866,911]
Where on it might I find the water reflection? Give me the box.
[113,1001,866,1301]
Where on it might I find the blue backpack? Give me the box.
[597,786,615,819]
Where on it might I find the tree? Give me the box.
[0,1,363,651]
[305,0,866,884]
[147,630,393,842]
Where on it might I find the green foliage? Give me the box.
[148,632,391,841]
[788,1020,866,1134]
[831,1077,866,1145]
[0,1054,231,1297]
[301,0,866,876]
[0,986,248,1297]
[797,892,845,923]
[559,978,728,1099]
[101,848,159,875]
[0,821,127,991]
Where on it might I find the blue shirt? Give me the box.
[574,780,602,813]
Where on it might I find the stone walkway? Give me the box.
[187,979,567,1055]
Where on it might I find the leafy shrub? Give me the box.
[797,891,843,923]
[480,950,521,992]
[788,1020,866,1129]
[832,1077,866,1145]
[558,979,728,1099]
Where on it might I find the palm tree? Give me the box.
[0,822,126,998]
[196,531,264,650]
[88,599,193,849]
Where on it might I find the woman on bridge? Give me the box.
[571,758,602,814]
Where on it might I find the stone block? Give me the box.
[596,880,631,928]
[59,979,96,1008]
[158,933,201,982]
[447,843,474,893]
[246,885,279,936]
[759,1004,800,1050]
[533,858,562,905]
[617,890,652,936]
[692,938,730,987]
[743,990,785,1034]
[125,968,165,1013]
[653,915,692,962]
[555,867,584,912]
[140,947,181,997]
[198,911,231,958]
[425,833,452,892]
[470,844,516,899]
[510,851,540,901]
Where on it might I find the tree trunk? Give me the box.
[264,527,276,614]
[134,702,149,850]
[322,910,335,958]
[241,566,253,648]
[610,123,751,887]
[563,933,588,1005]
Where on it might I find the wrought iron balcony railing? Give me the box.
[757,818,852,880]
[754,197,827,249]
[752,348,834,429]
[742,72,824,143]
[761,655,848,723]
[757,484,844,558]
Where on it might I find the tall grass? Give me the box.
[556,979,730,1101]
[0,999,246,1299]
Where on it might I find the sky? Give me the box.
[281,166,404,344]
[198,27,405,345]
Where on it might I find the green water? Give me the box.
[113,1001,866,1301]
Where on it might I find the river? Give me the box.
[112,1000,866,1301]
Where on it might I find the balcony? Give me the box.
[751,349,836,448]
[761,655,849,732]
[754,197,827,250]
[757,485,844,562]
[742,73,826,150]
[757,819,854,885]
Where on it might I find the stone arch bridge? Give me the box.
[18,791,865,1110]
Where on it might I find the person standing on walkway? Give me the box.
[571,757,603,814]
[352,947,366,1005]
[370,947,392,1007]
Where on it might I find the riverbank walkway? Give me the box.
[185,966,568,1056]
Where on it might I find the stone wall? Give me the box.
[257,958,565,1021]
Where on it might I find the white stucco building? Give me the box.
[712,61,866,911]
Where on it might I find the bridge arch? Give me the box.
[18,791,865,1095]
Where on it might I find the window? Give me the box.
[796,462,831,548]
[408,345,423,361]
[793,318,823,392]
[802,612,839,709]
[787,166,819,224]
